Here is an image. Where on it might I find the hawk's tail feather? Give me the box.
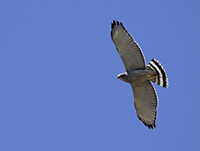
[147,58,168,88]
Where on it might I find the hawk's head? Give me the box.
[117,72,129,83]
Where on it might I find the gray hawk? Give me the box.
[111,20,168,129]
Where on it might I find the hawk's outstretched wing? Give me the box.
[131,81,158,129]
[111,20,145,71]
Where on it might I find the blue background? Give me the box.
[1,0,200,150]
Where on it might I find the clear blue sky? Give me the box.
[0,0,200,150]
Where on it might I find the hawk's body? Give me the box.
[111,20,168,129]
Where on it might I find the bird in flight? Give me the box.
[111,20,168,129]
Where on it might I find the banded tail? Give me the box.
[147,58,168,88]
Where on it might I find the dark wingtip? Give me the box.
[138,115,156,129]
[111,20,123,29]
[148,125,153,129]
[111,20,117,29]
[145,123,156,129]
[111,21,115,29]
